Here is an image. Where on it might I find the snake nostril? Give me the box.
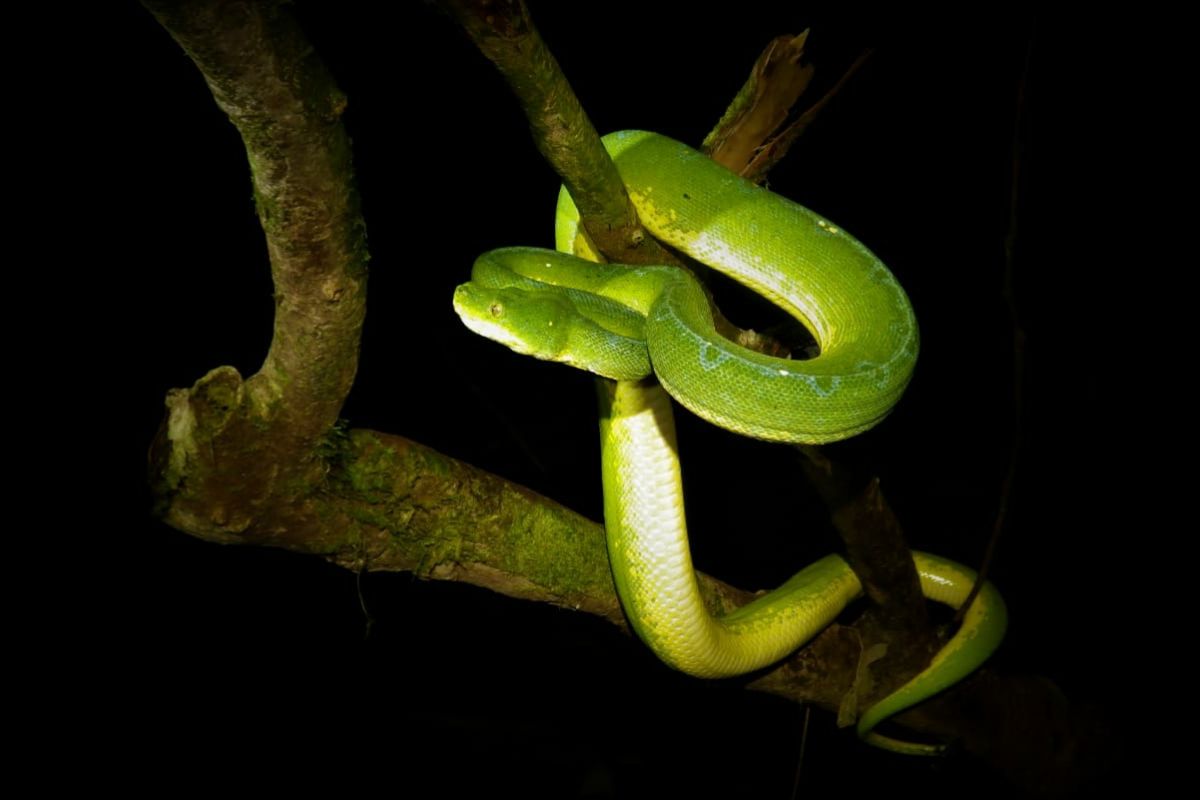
[489,302,503,317]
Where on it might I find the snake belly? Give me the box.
[454,130,1006,751]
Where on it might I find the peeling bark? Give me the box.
[138,4,1109,794]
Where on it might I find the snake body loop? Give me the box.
[454,131,1006,753]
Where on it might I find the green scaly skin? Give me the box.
[453,131,1006,753]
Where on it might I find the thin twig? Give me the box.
[956,24,1034,623]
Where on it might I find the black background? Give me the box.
[56,2,1159,796]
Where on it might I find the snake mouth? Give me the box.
[453,285,535,355]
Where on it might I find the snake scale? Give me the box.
[454,130,1006,753]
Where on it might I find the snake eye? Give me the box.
[489,302,503,317]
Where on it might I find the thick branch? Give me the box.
[140,7,1108,792]
[155,407,1108,795]
[143,0,366,540]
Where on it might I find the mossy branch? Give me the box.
[140,4,1107,792]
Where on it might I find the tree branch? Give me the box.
[140,5,1109,792]
[143,0,366,542]
[438,0,678,267]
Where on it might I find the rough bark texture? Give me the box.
[141,3,1109,794]
[439,0,679,268]
[144,0,367,544]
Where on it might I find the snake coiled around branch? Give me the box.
[454,130,1006,753]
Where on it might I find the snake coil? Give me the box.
[454,131,1006,753]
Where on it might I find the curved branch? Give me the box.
[143,0,366,540]
[139,5,1110,792]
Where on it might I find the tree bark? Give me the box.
[140,3,1110,794]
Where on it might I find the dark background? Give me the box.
[61,1,1158,795]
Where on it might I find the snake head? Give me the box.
[453,282,573,362]
[454,279,651,381]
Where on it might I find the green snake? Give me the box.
[454,130,1006,753]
